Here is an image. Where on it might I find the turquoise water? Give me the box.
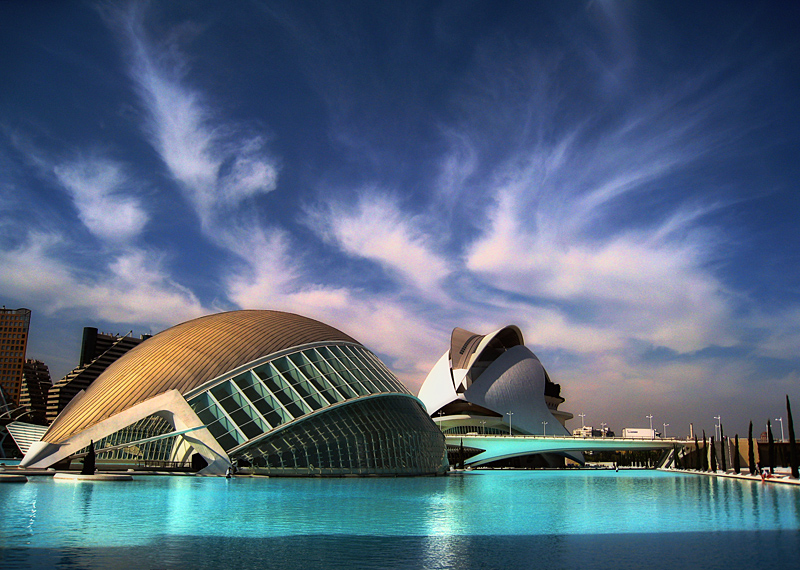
[2,470,799,569]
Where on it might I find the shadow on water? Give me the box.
[3,531,800,570]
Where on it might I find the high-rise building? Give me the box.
[45,327,146,424]
[19,359,52,425]
[0,307,31,409]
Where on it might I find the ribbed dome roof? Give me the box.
[44,310,359,443]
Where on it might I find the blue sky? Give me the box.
[1,1,799,438]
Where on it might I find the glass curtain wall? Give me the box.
[187,343,412,453]
[79,414,175,463]
[239,395,446,476]
[442,425,508,436]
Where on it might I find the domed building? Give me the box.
[22,311,447,476]
[418,325,579,467]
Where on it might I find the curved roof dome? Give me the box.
[44,310,359,443]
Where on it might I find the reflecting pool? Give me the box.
[2,470,799,569]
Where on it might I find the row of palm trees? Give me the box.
[674,395,798,478]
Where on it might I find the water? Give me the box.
[2,470,799,569]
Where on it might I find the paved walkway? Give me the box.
[667,468,800,486]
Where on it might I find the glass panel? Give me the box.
[232,395,446,476]
[313,356,357,399]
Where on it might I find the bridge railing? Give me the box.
[445,433,686,442]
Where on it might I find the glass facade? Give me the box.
[239,395,446,475]
[187,343,410,451]
[66,342,447,475]
[442,425,508,436]
[186,342,446,475]
[83,414,176,462]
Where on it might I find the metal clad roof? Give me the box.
[44,310,359,444]
[450,327,484,370]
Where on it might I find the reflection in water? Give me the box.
[2,470,800,569]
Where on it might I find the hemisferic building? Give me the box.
[21,310,448,476]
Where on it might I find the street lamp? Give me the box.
[713,416,721,441]
[506,412,514,436]
[480,420,486,435]
[663,423,669,439]
[601,422,607,438]
[542,421,548,436]
[579,413,586,428]
[776,417,785,442]
[646,414,653,439]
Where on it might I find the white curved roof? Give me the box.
[417,325,568,437]
[417,325,525,414]
[464,345,569,436]
[417,350,458,415]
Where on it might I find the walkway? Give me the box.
[445,434,681,466]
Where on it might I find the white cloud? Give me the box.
[306,193,451,300]
[224,226,300,301]
[463,141,736,355]
[224,221,448,387]
[0,232,206,327]
[749,306,800,361]
[53,157,148,243]
[121,7,278,227]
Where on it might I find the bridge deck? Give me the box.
[444,434,684,466]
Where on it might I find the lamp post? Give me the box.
[579,413,586,428]
[480,420,486,435]
[542,421,548,436]
[646,414,654,439]
[663,423,669,439]
[714,416,721,441]
[776,417,785,442]
[601,422,607,438]
[506,412,514,436]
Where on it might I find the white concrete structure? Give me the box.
[418,325,581,466]
[22,390,230,474]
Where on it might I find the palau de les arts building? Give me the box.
[418,325,580,467]
[21,310,576,475]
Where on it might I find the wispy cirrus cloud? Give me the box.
[454,58,741,353]
[305,192,451,301]
[223,216,450,382]
[53,156,148,243]
[0,232,206,326]
[117,5,278,229]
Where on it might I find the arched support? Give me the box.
[21,390,230,475]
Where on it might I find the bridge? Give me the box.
[445,434,684,466]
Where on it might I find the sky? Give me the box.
[1,1,799,439]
